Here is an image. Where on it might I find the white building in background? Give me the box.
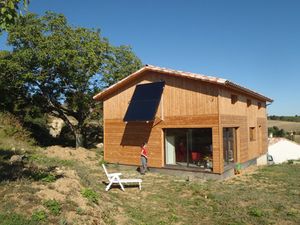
[268,138,300,164]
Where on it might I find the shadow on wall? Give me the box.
[121,122,153,146]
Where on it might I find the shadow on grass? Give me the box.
[0,148,61,183]
[101,181,141,191]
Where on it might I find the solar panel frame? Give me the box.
[123,81,165,122]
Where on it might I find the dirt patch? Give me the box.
[45,146,99,167]
[36,169,83,199]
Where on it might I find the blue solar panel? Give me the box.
[123,81,165,122]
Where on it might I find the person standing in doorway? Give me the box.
[140,142,148,175]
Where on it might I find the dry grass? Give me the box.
[294,135,300,144]
[1,146,300,225]
[1,122,300,225]
[106,164,300,225]
[268,120,300,132]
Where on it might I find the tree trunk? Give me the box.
[74,129,84,148]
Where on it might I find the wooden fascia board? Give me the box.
[224,81,273,103]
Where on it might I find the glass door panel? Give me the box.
[223,128,237,165]
[166,135,176,165]
[165,128,213,170]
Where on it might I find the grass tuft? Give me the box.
[43,199,62,216]
[81,188,99,204]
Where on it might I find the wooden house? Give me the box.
[93,65,273,174]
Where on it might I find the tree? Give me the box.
[102,45,142,87]
[4,12,142,147]
[268,126,286,137]
[0,50,26,112]
[0,0,29,32]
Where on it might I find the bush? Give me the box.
[268,126,286,137]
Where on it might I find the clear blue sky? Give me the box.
[1,0,299,116]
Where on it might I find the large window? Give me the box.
[165,128,213,171]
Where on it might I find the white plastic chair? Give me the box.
[102,164,142,191]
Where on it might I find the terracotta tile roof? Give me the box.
[93,64,273,102]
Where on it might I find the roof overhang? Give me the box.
[93,65,273,103]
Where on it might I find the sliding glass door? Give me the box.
[165,128,213,170]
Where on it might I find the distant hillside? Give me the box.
[268,115,300,122]
[267,120,300,132]
[268,120,300,144]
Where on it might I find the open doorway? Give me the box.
[165,128,213,171]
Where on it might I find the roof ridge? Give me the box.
[93,64,273,102]
[144,64,227,83]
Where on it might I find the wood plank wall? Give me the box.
[103,71,221,170]
[219,87,268,164]
[102,71,269,174]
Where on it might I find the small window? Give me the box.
[247,99,251,107]
[231,94,238,104]
[249,127,256,141]
[258,102,262,109]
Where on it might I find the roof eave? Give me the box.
[225,81,273,103]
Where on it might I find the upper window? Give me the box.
[249,127,256,141]
[231,94,238,104]
[247,99,251,107]
[258,102,262,109]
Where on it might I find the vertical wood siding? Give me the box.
[102,71,269,174]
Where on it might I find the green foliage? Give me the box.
[268,126,286,137]
[0,50,27,113]
[2,11,141,148]
[43,199,62,216]
[31,210,47,222]
[81,188,99,204]
[102,45,142,87]
[0,0,29,32]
